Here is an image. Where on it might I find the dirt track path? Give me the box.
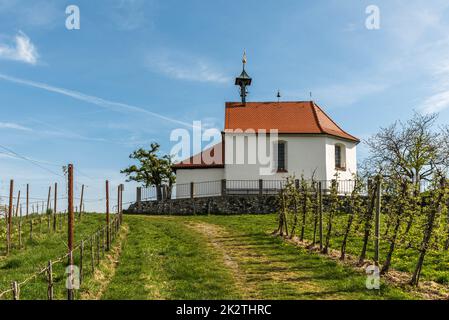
[188,221,334,299]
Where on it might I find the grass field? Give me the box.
[0,213,434,300]
[296,212,449,286]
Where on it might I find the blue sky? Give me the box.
[0,0,449,211]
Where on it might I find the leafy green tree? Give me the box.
[121,143,176,200]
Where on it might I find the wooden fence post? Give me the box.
[90,237,95,273]
[29,219,33,241]
[18,218,22,248]
[318,181,323,251]
[221,179,227,197]
[79,184,84,220]
[106,180,110,251]
[259,179,263,196]
[67,164,74,301]
[7,180,13,254]
[190,182,195,199]
[26,184,29,219]
[12,281,19,300]
[47,260,54,300]
[53,183,57,232]
[15,190,20,218]
[136,187,142,203]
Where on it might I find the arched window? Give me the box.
[276,141,287,172]
[335,144,346,170]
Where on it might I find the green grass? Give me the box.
[0,213,425,300]
[100,215,415,300]
[102,216,240,300]
[0,214,110,300]
[287,212,449,285]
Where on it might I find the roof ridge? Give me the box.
[313,102,360,142]
[310,101,325,134]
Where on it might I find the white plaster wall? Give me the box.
[224,134,328,181]
[324,137,357,181]
[175,168,225,185]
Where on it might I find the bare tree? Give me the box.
[363,112,445,189]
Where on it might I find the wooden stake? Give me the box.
[7,180,13,254]
[79,184,84,219]
[80,240,84,285]
[374,176,382,266]
[90,237,95,273]
[47,260,54,300]
[46,186,51,213]
[12,281,19,300]
[15,190,20,218]
[318,181,323,251]
[26,184,29,218]
[106,180,110,251]
[53,182,57,231]
[67,164,74,301]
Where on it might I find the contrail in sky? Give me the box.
[0,73,194,128]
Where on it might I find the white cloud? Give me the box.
[146,51,231,84]
[0,31,39,65]
[420,90,449,114]
[0,122,32,131]
[0,73,194,128]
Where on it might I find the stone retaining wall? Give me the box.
[125,195,279,215]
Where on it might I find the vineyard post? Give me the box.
[96,231,100,264]
[120,184,124,224]
[67,164,75,301]
[318,181,323,251]
[374,176,382,266]
[106,180,110,251]
[7,180,13,255]
[117,185,120,216]
[26,184,29,218]
[15,190,20,217]
[47,260,54,300]
[90,237,95,273]
[47,186,51,212]
[18,206,22,248]
[101,227,106,257]
[53,183,57,232]
[80,240,84,285]
[312,182,318,245]
[79,184,84,220]
[12,281,19,300]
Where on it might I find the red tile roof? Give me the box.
[174,101,359,170]
[173,142,224,170]
[225,101,359,142]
